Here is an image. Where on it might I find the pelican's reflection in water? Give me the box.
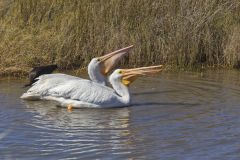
[22,101,134,159]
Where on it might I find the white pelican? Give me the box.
[21,65,163,108]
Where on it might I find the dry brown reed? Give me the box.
[0,0,239,72]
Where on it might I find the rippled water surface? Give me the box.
[1,70,240,159]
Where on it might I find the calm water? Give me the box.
[1,70,240,159]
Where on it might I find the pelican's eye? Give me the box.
[97,58,100,61]
[118,70,123,74]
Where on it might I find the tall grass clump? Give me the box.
[0,0,239,71]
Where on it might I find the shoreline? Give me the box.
[0,65,236,78]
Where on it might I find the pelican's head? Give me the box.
[88,45,133,85]
[110,65,164,87]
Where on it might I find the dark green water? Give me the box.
[1,70,240,159]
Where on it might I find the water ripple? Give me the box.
[1,71,240,159]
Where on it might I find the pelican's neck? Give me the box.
[109,75,131,104]
[88,61,107,85]
[88,71,107,85]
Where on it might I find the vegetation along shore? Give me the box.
[0,0,240,77]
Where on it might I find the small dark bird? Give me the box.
[24,64,58,87]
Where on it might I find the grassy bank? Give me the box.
[0,0,240,74]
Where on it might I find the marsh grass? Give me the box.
[0,0,239,73]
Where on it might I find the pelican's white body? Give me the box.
[21,46,135,108]
[21,73,131,108]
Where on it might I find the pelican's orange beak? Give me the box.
[120,65,164,86]
[98,45,133,75]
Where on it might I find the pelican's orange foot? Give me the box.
[67,104,73,112]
